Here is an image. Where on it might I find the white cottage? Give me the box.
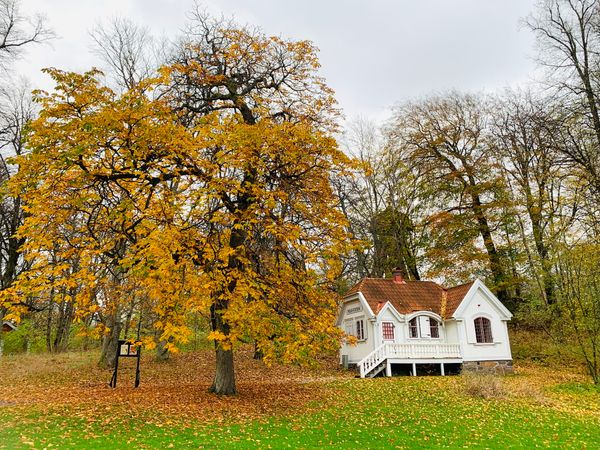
[337,269,513,378]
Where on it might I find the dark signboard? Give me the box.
[109,339,141,388]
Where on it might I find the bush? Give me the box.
[0,321,46,355]
[462,372,504,399]
[509,328,581,367]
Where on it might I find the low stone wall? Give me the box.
[462,360,514,375]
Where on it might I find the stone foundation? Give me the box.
[462,360,514,375]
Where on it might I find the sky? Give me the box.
[15,0,541,124]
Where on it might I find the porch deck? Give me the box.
[358,342,462,378]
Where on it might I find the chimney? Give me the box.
[392,267,406,284]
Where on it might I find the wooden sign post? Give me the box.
[109,339,141,388]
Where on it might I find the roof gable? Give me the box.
[446,282,474,316]
[2,320,17,331]
[376,301,405,322]
[335,291,375,326]
[451,279,513,320]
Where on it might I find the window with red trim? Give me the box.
[474,317,493,343]
[382,322,394,340]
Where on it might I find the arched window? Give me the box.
[430,319,439,338]
[409,317,419,338]
[474,317,493,343]
[408,316,440,339]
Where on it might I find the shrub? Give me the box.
[462,372,504,399]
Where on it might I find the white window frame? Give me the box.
[407,314,442,340]
[344,316,367,342]
[355,318,366,341]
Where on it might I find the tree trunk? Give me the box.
[53,298,75,352]
[253,341,264,360]
[207,96,254,395]
[209,345,236,395]
[208,302,236,395]
[122,303,135,339]
[155,338,170,362]
[0,222,25,291]
[99,309,121,369]
[526,187,555,305]
[45,299,53,352]
[469,189,511,307]
[0,307,4,356]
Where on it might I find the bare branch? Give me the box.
[0,0,54,67]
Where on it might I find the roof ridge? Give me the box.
[361,278,442,284]
[446,280,475,290]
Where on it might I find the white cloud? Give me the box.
[14,0,539,123]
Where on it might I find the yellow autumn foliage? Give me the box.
[3,27,359,371]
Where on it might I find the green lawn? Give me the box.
[2,373,599,449]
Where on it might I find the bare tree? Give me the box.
[337,118,424,282]
[336,118,386,279]
[0,81,31,281]
[0,79,34,352]
[0,0,53,66]
[89,17,156,90]
[526,0,600,193]
[491,91,579,305]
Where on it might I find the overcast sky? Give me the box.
[15,0,540,123]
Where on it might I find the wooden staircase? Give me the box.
[358,344,387,378]
[365,360,386,378]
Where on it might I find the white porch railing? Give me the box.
[385,342,461,359]
[358,343,388,378]
[358,342,462,378]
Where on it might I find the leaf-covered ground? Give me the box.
[0,348,599,449]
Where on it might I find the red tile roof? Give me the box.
[345,278,474,319]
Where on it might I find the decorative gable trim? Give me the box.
[2,320,17,331]
[336,292,375,326]
[376,301,405,323]
[452,279,513,320]
[405,310,443,323]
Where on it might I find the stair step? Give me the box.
[366,360,387,378]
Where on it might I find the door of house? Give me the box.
[382,322,395,341]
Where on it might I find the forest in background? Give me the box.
[0,0,598,389]
[337,0,600,383]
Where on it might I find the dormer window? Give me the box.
[409,317,419,338]
[430,319,439,338]
[408,315,440,339]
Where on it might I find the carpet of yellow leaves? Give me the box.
[0,347,350,427]
[1,347,598,435]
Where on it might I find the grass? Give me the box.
[1,349,599,449]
